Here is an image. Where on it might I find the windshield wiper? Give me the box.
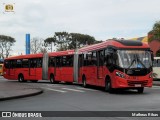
[127,59,136,69]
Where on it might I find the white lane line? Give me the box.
[76,87,98,91]
[62,88,85,92]
[42,87,67,93]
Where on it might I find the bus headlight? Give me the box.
[116,72,125,78]
[149,74,153,78]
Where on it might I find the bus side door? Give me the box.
[55,57,61,81]
[61,55,74,82]
[97,50,104,86]
[29,59,36,80]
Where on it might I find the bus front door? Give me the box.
[97,50,104,85]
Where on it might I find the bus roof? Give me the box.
[5,53,43,60]
[79,39,150,52]
[48,50,74,57]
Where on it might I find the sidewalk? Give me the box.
[0,79,43,101]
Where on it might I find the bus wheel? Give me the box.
[18,74,25,82]
[50,75,55,84]
[105,78,114,93]
[137,87,144,93]
[82,76,87,88]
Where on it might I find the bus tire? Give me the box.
[105,78,114,93]
[50,74,55,84]
[137,87,144,93]
[18,74,26,82]
[82,76,87,88]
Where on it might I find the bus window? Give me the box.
[98,50,104,66]
[16,59,22,68]
[37,58,42,68]
[22,59,29,68]
[62,55,73,67]
[56,57,61,67]
[10,60,16,69]
[49,57,55,67]
[30,59,37,68]
[91,52,97,66]
[4,60,10,68]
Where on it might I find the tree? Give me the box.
[44,37,56,52]
[0,35,15,59]
[45,32,100,51]
[68,33,98,50]
[30,37,48,54]
[54,32,70,51]
[148,21,160,42]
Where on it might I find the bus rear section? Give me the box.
[0,64,3,76]
[3,54,44,82]
[78,40,153,93]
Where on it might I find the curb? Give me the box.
[0,88,43,101]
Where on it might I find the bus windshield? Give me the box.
[117,50,152,69]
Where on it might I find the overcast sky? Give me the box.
[0,0,160,54]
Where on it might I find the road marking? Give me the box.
[42,87,67,93]
[76,87,98,91]
[62,88,85,92]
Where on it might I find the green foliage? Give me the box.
[45,32,100,51]
[0,35,15,58]
[156,50,160,57]
[148,21,160,42]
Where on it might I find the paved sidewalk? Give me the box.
[0,79,43,101]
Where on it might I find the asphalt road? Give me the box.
[1,76,160,120]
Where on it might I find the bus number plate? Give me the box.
[135,84,141,87]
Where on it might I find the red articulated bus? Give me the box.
[3,39,153,93]
[3,54,44,82]
[76,40,153,93]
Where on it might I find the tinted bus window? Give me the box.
[91,52,97,66]
[37,58,42,68]
[56,57,61,67]
[4,60,10,68]
[98,50,104,66]
[16,59,22,68]
[30,59,37,68]
[62,55,73,67]
[22,59,29,68]
[11,60,17,68]
[49,57,55,67]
